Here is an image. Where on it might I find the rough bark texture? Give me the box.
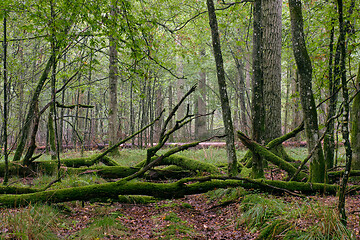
[262,0,282,143]
[207,0,237,176]
[323,19,336,169]
[251,0,265,178]
[288,0,326,183]
[337,0,352,225]
[351,64,360,170]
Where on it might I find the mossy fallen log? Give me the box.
[0,155,118,177]
[328,170,360,178]
[66,166,193,180]
[241,123,304,165]
[135,154,220,174]
[116,195,158,204]
[237,131,308,181]
[0,176,342,207]
[0,185,40,194]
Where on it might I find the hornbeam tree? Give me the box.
[288,0,326,183]
[206,0,237,176]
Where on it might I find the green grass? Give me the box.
[236,194,356,240]
[72,215,128,239]
[0,204,63,240]
[154,212,196,240]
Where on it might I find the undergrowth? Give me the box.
[154,212,196,240]
[0,204,62,240]
[236,194,355,240]
[73,215,128,239]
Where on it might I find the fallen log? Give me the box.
[0,155,118,177]
[67,165,193,180]
[0,185,40,195]
[0,176,342,207]
[237,131,308,181]
[328,170,360,179]
[135,154,220,174]
[241,123,304,165]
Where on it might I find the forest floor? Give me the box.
[54,193,360,239]
[1,178,360,239]
[1,148,360,239]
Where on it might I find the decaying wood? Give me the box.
[0,175,344,207]
[237,131,308,181]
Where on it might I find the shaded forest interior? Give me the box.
[0,0,360,238]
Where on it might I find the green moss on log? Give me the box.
[0,186,40,194]
[0,176,341,207]
[237,131,308,181]
[117,195,157,204]
[135,154,220,174]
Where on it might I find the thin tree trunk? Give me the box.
[337,0,352,225]
[195,50,207,140]
[3,14,9,184]
[168,85,174,142]
[206,0,237,176]
[324,17,338,169]
[351,64,360,170]
[108,3,119,154]
[289,0,326,183]
[12,55,55,162]
[176,53,185,141]
[284,67,291,134]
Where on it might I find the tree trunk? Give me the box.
[251,0,265,178]
[288,0,326,183]
[12,55,55,162]
[108,1,119,154]
[351,64,360,170]
[237,131,308,181]
[206,0,237,176]
[176,53,186,141]
[2,14,9,184]
[262,0,282,143]
[324,17,339,170]
[195,50,207,140]
[337,0,352,225]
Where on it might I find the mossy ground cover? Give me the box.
[0,147,358,239]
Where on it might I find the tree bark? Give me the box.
[288,0,326,183]
[2,13,9,184]
[351,64,360,170]
[323,17,336,169]
[195,50,207,140]
[337,0,352,225]
[108,2,119,154]
[13,55,55,162]
[251,0,265,178]
[262,0,282,143]
[206,0,237,176]
[175,52,186,141]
